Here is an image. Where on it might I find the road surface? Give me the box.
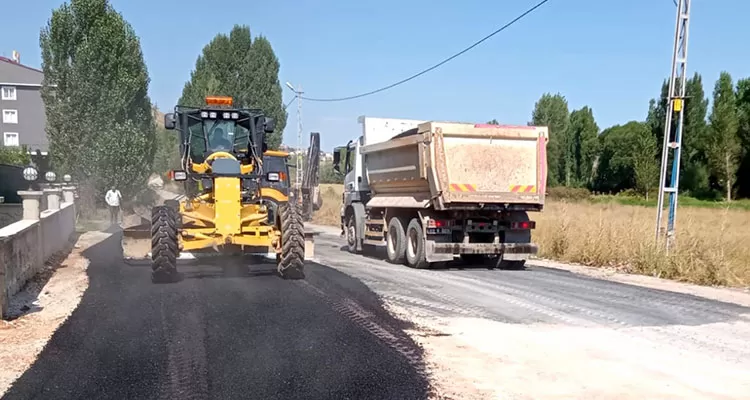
[308,225,750,399]
[5,225,750,399]
[2,231,433,400]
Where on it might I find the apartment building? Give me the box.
[0,52,48,154]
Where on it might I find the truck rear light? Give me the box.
[510,221,535,230]
[427,219,450,228]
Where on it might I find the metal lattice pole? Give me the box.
[295,84,303,201]
[655,0,692,250]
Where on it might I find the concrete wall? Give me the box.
[0,197,75,319]
[0,204,22,228]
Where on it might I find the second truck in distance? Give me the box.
[333,116,548,269]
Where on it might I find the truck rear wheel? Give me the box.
[151,205,179,283]
[386,217,407,264]
[405,218,430,269]
[277,201,305,280]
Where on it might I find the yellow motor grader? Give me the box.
[123,96,305,283]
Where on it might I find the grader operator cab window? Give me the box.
[166,98,275,165]
[186,117,251,162]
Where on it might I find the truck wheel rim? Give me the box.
[407,228,418,259]
[387,230,396,254]
[347,220,356,246]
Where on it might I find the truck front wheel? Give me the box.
[346,214,358,253]
[405,218,430,269]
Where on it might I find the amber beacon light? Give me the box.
[205,96,233,106]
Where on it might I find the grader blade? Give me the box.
[122,216,152,264]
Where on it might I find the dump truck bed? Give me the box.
[361,121,548,210]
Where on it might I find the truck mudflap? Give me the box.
[425,241,538,263]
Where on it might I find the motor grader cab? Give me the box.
[127,95,305,283]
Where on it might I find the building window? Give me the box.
[1,86,16,100]
[2,109,18,124]
[3,132,19,146]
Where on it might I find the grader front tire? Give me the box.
[277,202,305,280]
[151,205,179,283]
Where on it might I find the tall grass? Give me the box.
[313,184,750,287]
[311,184,344,227]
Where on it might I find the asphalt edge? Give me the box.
[306,223,750,309]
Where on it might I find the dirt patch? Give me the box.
[385,303,750,400]
[0,231,110,396]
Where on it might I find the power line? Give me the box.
[299,0,553,102]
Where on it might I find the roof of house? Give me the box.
[0,56,43,74]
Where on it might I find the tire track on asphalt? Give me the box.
[313,243,599,326]
[293,280,431,384]
[158,286,209,400]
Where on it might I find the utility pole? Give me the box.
[285,82,304,201]
[655,0,692,250]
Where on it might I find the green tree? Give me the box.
[735,77,750,198]
[632,127,660,199]
[707,72,741,201]
[592,121,653,194]
[487,119,499,125]
[0,146,31,166]
[319,161,344,184]
[567,106,599,187]
[152,125,181,174]
[681,74,711,196]
[39,0,155,208]
[531,93,570,186]
[647,78,672,153]
[646,73,711,197]
[179,25,288,149]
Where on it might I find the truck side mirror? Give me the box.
[164,113,176,130]
[332,149,341,173]
[264,117,276,133]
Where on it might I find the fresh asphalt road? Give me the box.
[2,231,433,400]
[5,225,750,400]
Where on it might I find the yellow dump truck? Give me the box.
[332,116,548,269]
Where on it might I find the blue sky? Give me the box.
[2,0,749,151]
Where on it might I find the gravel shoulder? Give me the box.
[308,224,750,400]
[0,230,107,397]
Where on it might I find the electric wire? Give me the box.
[297,0,553,102]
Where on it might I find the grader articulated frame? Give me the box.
[124,96,305,283]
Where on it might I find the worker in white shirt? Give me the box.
[105,186,123,225]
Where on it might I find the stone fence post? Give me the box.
[44,188,62,211]
[62,187,76,204]
[18,191,43,220]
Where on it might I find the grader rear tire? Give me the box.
[151,205,179,283]
[277,201,305,280]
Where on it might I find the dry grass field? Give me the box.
[312,184,750,287]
